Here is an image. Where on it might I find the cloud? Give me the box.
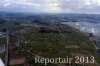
[0,0,100,14]
[4,3,11,7]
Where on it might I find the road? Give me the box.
[4,29,9,66]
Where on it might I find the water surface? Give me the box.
[61,22,100,48]
[62,22,100,54]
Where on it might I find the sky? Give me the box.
[0,0,100,14]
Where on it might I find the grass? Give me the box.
[9,22,98,66]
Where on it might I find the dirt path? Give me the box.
[9,58,25,65]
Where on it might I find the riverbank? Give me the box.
[75,28,100,50]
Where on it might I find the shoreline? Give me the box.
[76,29,100,50]
[61,22,100,50]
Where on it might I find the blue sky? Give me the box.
[0,0,100,14]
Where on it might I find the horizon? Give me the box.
[1,10,100,15]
